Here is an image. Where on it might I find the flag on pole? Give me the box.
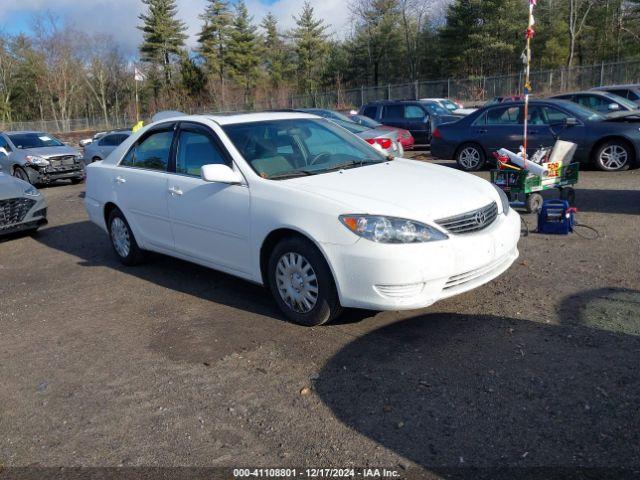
[134,67,145,82]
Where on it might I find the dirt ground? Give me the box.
[0,155,639,477]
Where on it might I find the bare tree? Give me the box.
[568,0,595,67]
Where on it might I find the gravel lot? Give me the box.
[1,154,639,476]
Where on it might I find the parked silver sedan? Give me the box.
[0,131,84,185]
[0,168,47,236]
[83,130,132,163]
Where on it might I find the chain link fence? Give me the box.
[2,58,639,133]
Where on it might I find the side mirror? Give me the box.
[0,147,8,157]
[608,103,620,111]
[201,164,243,184]
[564,117,579,127]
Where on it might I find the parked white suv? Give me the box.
[85,112,520,325]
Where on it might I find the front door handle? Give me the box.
[114,176,126,184]
[475,129,488,134]
[168,186,183,196]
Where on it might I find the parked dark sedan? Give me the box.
[359,100,462,145]
[551,91,639,114]
[591,84,640,106]
[430,99,640,171]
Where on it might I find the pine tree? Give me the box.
[137,0,187,84]
[261,13,290,90]
[226,0,260,106]
[291,2,329,94]
[198,0,233,102]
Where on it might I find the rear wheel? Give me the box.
[92,156,101,163]
[456,143,485,171]
[13,166,32,184]
[108,208,145,266]
[267,237,342,326]
[593,141,632,171]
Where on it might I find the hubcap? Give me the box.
[600,145,628,170]
[275,252,318,314]
[459,147,480,169]
[110,217,131,258]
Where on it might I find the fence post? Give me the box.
[387,84,391,100]
[447,78,451,98]
[414,80,419,100]
[360,86,364,106]
[600,61,605,86]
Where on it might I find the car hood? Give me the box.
[0,172,32,199]
[604,110,640,121]
[286,158,498,222]
[19,146,80,158]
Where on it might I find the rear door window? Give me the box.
[382,105,404,119]
[362,105,377,119]
[486,106,520,125]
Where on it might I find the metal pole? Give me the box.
[522,1,535,165]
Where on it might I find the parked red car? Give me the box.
[348,114,415,150]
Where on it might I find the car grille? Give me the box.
[0,198,36,228]
[46,155,79,171]
[436,201,498,235]
[443,252,514,291]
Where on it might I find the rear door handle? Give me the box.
[168,186,183,196]
[114,176,126,184]
[475,129,488,134]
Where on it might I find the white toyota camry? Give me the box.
[85,112,520,326]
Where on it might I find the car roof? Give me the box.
[553,90,614,96]
[146,111,322,127]
[592,84,640,90]
[2,130,46,135]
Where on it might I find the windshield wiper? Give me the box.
[268,170,314,180]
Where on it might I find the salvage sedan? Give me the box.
[85,112,520,326]
[0,169,47,236]
[0,131,84,185]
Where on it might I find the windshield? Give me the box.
[604,93,639,111]
[350,115,382,129]
[441,100,459,111]
[223,119,387,179]
[7,133,65,149]
[558,101,606,121]
[421,102,450,116]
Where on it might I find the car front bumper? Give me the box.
[27,164,84,183]
[322,207,521,310]
[0,195,48,236]
[430,140,456,160]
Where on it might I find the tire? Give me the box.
[267,236,342,326]
[107,208,145,266]
[456,143,486,171]
[13,166,32,184]
[92,157,101,163]
[526,193,544,213]
[593,140,633,171]
[70,178,84,185]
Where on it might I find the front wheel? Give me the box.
[456,144,486,171]
[267,237,342,326]
[108,208,145,266]
[593,141,632,171]
[13,166,32,184]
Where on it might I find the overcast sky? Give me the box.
[2,0,353,55]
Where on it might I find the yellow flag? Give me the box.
[132,120,144,133]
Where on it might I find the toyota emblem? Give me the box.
[474,210,487,226]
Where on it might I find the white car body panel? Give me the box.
[85,112,519,310]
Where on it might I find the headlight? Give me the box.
[74,154,83,161]
[492,184,510,214]
[24,186,40,197]
[339,215,448,243]
[24,155,50,166]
